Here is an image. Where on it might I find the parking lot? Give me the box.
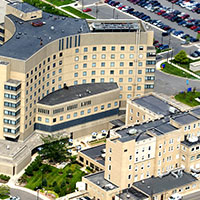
[81,0,199,58]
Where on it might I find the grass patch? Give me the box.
[63,6,95,19]
[23,0,74,17]
[161,62,197,79]
[24,163,85,197]
[0,195,10,199]
[175,91,200,107]
[45,0,75,6]
[156,48,171,54]
[89,137,106,145]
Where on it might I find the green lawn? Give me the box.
[23,0,74,17]
[63,6,95,19]
[0,195,9,199]
[160,62,197,79]
[24,163,85,196]
[45,0,75,6]
[175,91,200,107]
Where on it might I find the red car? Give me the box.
[190,26,198,30]
[83,8,92,12]
[32,21,43,27]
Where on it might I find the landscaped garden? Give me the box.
[160,62,197,79]
[19,136,87,197]
[63,6,95,19]
[175,90,200,107]
[23,0,74,17]
[0,185,10,199]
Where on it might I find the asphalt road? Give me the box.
[10,188,43,200]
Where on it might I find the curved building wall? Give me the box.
[0,27,155,141]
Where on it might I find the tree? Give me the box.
[42,178,47,187]
[174,50,189,64]
[0,185,10,197]
[38,135,69,164]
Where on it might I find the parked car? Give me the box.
[168,193,182,200]
[83,8,91,12]
[159,44,169,50]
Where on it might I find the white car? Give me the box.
[168,193,182,200]
[9,197,21,200]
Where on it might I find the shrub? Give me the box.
[54,185,60,194]
[42,178,47,187]
[0,174,10,181]
[52,181,57,187]
[25,166,33,176]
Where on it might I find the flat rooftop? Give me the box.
[80,144,105,166]
[38,83,118,106]
[84,171,118,191]
[172,113,199,125]
[133,95,175,116]
[133,171,197,196]
[0,12,89,60]
[116,116,178,143]
[8,2,39,13]
[116,187,148,200]
[191,107,200,117]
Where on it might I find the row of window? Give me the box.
[184,123,200,131]
[4,118,20,125]
[26,53,63,79]
[4,109,20,116]
[4,93,21,100]
[3,127,20,134]
[38,102,118,123]
[4,101,20,108]
[4,84,21,91]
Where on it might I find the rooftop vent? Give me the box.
[97,181,100,185]
[16,35,20,39]
[51,26,55,30]
[86,89,91,94]
[6,145,10,150]
[78,94,82,97]
[128,128,137,135]
[63,83,68,89]
[188,136,198,143]
[169,106,177,114]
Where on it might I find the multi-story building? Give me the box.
[79,94,200,200]
[0,2,156,142]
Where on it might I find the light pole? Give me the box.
[36,187,39,200]
[113,8,115,19]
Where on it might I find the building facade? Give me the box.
[0,2,156,141]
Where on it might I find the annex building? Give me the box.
[78,93,200,200]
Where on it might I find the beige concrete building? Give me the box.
[0,2,156,142]
[80,94,200,200]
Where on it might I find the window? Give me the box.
[107,103,111,108]
[111,54,115,59]
[119,70,123,74]
[119,78,123,82]
[101,70,105,75]
[74,73,78,77]
[137,78,142,82]
[129,155,132,160]
[128,175,131,179]
[110,78,114,82]
[191,156,195,161]
[93,47,97,51]
[67,114,70,119]
[74,112,78,117]
[138,70,142,74]
[129,54,134,58]
[83,55,87,60]
[45,118,49,123]
[60,116,63,121]
[129,70,133,74]
[129,62,133,66]
[130,46,134,50]
[75,48,79,53]
[94,107,98,112]
[120,62,124,67]
[111,46,115,51]
[110,62,115,67]
[128,78,132,82]
[101,62,105,67]
[121,46,125,51]
[38,117,42,121]
[120,54,125,59]
[128,86,132,91]
[139,46,143,50]
[101,54,106,59]
[138,62,143,66]
[101,105,104,110]
[80,110,84,115]
[110,70,114,75]
[100,78,104,82]
[84,47,88,52]
[91,71,96,75]
[92,55,96,59]
[102,46,106,51]
[114,102,118,106]
[75,56,79,61]
[88,109,91,113]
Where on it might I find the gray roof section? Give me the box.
[38,83,118,106]
[80,144,105,166]
[191,107,200,117]
[84,171,118,191]
[116,117,178,143]
[133,95,172,116]
[0,12,90,60]
[110,119,125,127]
[116,188,148,200]
[133,171,197,195]
[8,2,39,13]
[173,113,199,125]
